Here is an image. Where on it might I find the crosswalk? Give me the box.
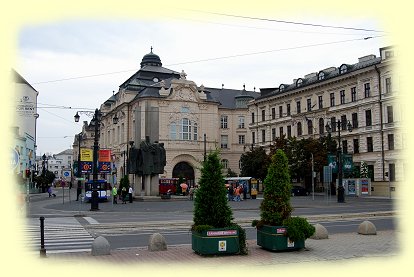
[23,217,95,254]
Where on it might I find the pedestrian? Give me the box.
[121,186,127,204]
[189,186,194,200]
[69,181,73,190]
[76,181,82,201]
[47,186,56,197]
[112,185,118,204]
[128,186,133,203]
[228,185,234,201]
[234,186,241,202]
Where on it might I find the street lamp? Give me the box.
[74,109,118,211]
[325,119,353,203]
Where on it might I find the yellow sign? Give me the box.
[80,148,93,161]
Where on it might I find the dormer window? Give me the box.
[279,84,285,92]
[340,64,348,74]
[296,78,303,87]
[318,71,325,81]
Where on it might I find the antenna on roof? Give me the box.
[112,90,115,95]
[243,83,245,90]
[254,87,256,92]
[222,84,224,89]
[151,46,153,52]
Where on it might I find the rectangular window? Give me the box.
[279,127,283,138]
[287,103,291,116]
[341,115,347,130]
[385,77,392,93]
[353,139,359,154]
[318,95,323,109]
[287,125,292,138]
[364,83,370,98]
[330,93,335,107]
[272,128,276,141]
[351,87,357,102]
[307,98,312,111]
[365,110,372,126]
[238,116,245,129]
[367,137,373,152]
[279,106,283,118]
[261,130,266,143]
[331,117,337,132]
[221,115,228,129]
[193,124,198,140]
[352,113,358,128]
[252,132,255,145]
[261,109,266,121]
[388,134,395,150]
[389,163,396,181]
[238,135,245,145]
[271,108,276,120]
[221,135,228,149]
[296,101,301,114]
[340,90,345,104]
[342,140,348,154]
[251,113,255,124]
[387,106,394,123]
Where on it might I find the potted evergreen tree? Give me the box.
[192,150,247,255]
[253,149,315,251]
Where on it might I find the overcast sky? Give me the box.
[15,10,387,155]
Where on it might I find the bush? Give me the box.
[283,217,315,241]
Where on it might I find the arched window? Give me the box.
[297,122,302,136]
[318,71,325,81]
[279,84,285,92]
[221,159,229,169]
[296,78,303,87]
[340,64,348,74]
[170,122,177,140]
[181,118,191,140]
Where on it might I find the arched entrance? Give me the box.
[172,162,195,186]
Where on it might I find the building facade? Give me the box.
[79,49,259,195]
[249,46,402,192]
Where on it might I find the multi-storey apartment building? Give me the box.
[249,46,402,194]
[76,49,259,195]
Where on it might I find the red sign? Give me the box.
[276,228,286,234]
[206,230,237,236]
[99,150,111,162]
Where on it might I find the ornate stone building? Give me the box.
[249,46,402,195]
[94,49,259,195]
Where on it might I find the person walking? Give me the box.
[128,186,133,203]
[121,186,127,204]
[228,185,234,201]
[112,185,118,204]
[234,186,241,202]
[189,185,195,201]
[76,181,82,201]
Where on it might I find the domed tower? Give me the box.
[235,84,254,108]
[140,47,162,68]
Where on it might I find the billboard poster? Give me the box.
[99,150,111,162]
[361,178,369,195]
[80,148,93,162]
[342,154,353,173]
[80,161,93,173]
[347,179,356,195]
[99,162,111,173]
[327,154,337,173]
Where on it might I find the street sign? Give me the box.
[76,177,85,181]
[63,171,71,177]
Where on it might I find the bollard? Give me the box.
[39,216,47,257]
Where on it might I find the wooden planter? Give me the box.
[192,228,240,255]
[257,225,305,251]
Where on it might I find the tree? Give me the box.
[226,168,238,177]
[193,150,233,228]
[240,146,269,180]
[34,170,56,192]
[360,161,369,178]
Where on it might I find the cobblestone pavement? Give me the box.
[45,230,399,267]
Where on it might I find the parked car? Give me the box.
[291,186,310,196]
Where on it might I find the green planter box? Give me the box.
[192,228,240,255]
[257,225,305,251]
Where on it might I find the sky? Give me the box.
[15,9,388,155]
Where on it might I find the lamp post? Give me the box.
[74,109,118,211]
[325,119,353,203]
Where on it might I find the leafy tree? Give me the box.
[226,168,238,177]
[360,161,369,178]
[240,146,269,180]
[34,170,56,192]
[193,150,233,228]
[119,175,130,191]
[260,149,292,226]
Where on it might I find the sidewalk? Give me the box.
[46,230,398,266]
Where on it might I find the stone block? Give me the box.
[310,223,329,239]
[148,233,167,251]
[358,220,377,235]
[91,236,111,256]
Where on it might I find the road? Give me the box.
[24,188,398,253]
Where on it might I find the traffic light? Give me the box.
[25,169,30,178]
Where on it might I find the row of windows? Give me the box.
[220,116,245,129]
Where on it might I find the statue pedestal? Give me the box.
[143,175,160,196]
